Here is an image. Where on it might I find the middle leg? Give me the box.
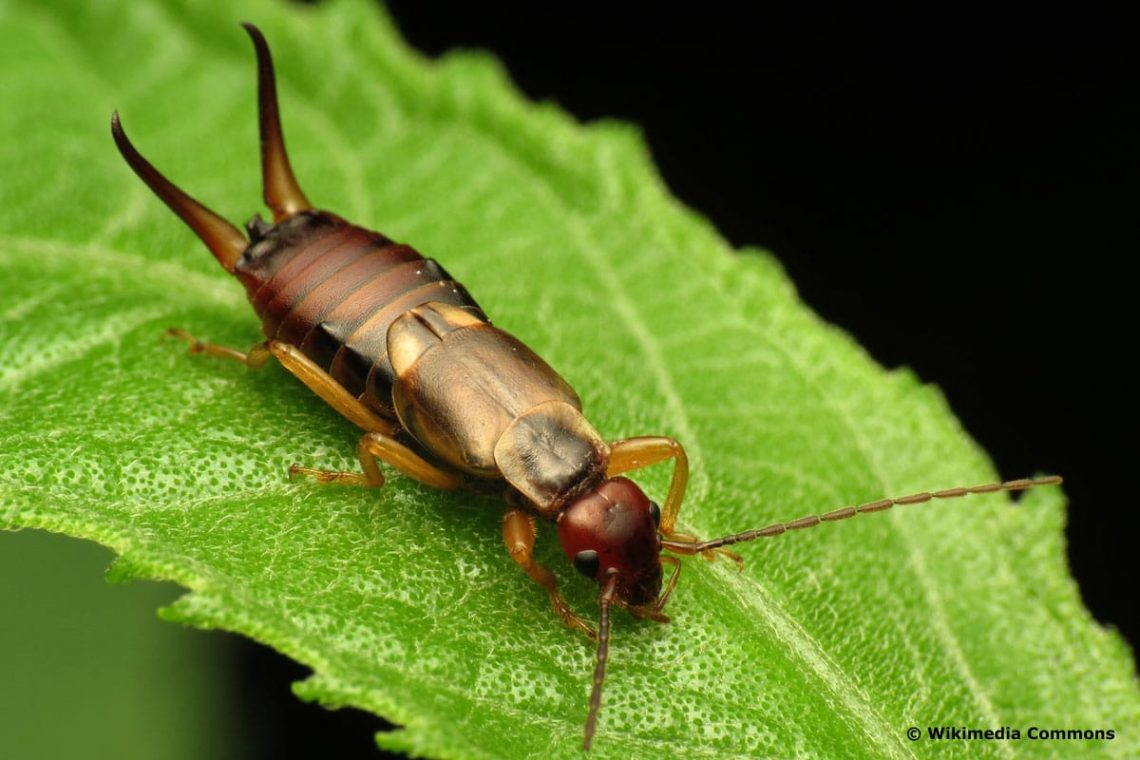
[290,431,462,490]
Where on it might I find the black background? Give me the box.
[236,4,1137,756]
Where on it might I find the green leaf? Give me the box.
[1,1,1136,758]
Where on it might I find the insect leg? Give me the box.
[166,329,393,435]
[290,431,462,490]
[164,328,268,364]
[503,509,597,640]
[607,437,741,566]
[167,332,455,489]
[607,436,688,530]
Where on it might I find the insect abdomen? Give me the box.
[236,210,487,417]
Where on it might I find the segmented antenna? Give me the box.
[662,475,1063,555]
[583,571,620,752]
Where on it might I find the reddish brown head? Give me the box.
[557,476,663,606]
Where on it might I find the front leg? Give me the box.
[502,509,596,640]
[606,436,688,533]
[607,436,741,567]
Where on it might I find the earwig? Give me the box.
[111,24,1063,751]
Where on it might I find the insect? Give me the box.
[111,23,1062,751]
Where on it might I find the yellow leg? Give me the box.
[607,436,741,567]
[165,328,393,435]
[290,431,462,491]
[503,509,596,640]
[165,329,451,489]
[607,436,689,533]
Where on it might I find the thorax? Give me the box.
[389,302,609,514]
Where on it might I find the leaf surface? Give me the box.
[1,1,1137,758]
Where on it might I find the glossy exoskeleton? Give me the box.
[111,24,1062,750]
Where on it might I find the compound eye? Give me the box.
[648,500,661,527]
[573,549,600,578]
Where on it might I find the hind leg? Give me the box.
[165,329,393,435]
